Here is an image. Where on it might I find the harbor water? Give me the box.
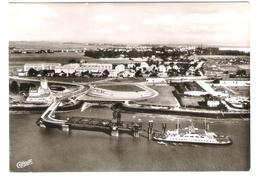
[10,107,250,171]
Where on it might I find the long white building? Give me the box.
[55,63,80,74]
[79,63,113,73]
[24,63,61,72]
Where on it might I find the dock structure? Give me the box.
[148,120,154,140]
[61,124,70,132]
[37,100,143,138]
[65,117,142,137]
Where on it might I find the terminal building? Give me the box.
[26,79,54,104]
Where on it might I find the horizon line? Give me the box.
[9,40,250,48]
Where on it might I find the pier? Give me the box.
[37,100,145,138]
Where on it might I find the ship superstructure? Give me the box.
[153,120,231,145]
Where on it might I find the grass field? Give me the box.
[180,96,205,107]
[142,85,179,106]
[18,77,105,83]
[170,82,205,93]
[9,53,134,68]
[228,86,250,97]
[9,52,87,66]
[9,41,127,50]
[213,85,250,97]
[108,78,145,83]
[97,84,144,92]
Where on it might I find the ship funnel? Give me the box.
[176,120,180,129]
[206,123,210,131]
[204,119,210,131]
[148,120,154,140]
[162,123,166,133]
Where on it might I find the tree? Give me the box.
[135,69,143,77]
[149,70,158,77]
[102,69,110,77]
[147,59,154,66]
[27,68,38,76]
[19,83,36,93]
[81,70,90,77]
[10,81,19,94]
[236,69,246,76]
[40,69,49,77]
[68,59,77,63]
[167,69,178,77]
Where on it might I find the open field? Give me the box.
[11,76,105,83]
[180,96,205,107]
[9,41,127,50]
[108,78,146,83]
[97,84,144,92]
[213,85,250,97]
[9,53,134,69]
[142,85,179,106]
[197,55,250,59]
[86,58,133,64]
[9,53,87,66]
[227,86,250,97]
[170,82,205,93]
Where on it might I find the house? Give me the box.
[118,70,135,78]
[158,64,167,72]
[146,78,166,84]
[158,72,168,78]
[127,63,135,69]
[115,64,125,73]
[80,63,113,73]
[140,62,149,73]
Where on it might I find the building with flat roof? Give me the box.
[55,63,80,74]
[26,79,54,104]
[24,63,61,72]
[79,63,112,73]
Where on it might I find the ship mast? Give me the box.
[204,118,209,131]
[176,119,180,131]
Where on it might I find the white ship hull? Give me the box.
[153,136,231,145]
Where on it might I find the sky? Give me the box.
[8,2,250,47]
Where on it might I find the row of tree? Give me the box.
[26,68,111,78]
[196,47,250,56]
[84,47,190,60]
[9,81,36,94]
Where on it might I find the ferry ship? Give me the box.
[152,121,232,145]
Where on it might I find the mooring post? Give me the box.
[133,123,140,138]
[116,111,121,125]
[162,123,167,133]
[148,120,153,140]
[111,122,119,137]
[138,118,142,129]
[206,123,210,131]
[112,111,117,123]
[62,124,70,132]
